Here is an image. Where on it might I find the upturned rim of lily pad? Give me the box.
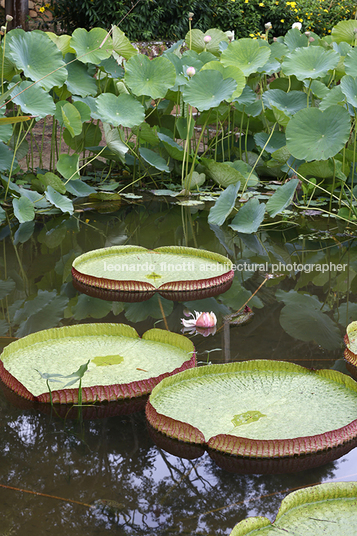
[229,481,357,535]
[146,360,357,459]
[72,245,234,302]
[0,323,196,404]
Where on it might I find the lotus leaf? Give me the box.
[208,182,240,226]
[124,55,176,99]
[286,106,351,161]
[146,360,357,458]
[201,62,245,100]
[230,482,357,535]
[64,53,97,97]
[0,324,196,403]
[7,31,67,91]
[185,28,229,56]
[95,93,145,128]
[72,245,234,302]
[221,39,271,76]
[332,20,357,45]
[229,197,266,234]
[340,75,357,108]
[282,47,340,81]
[10,81,56,119]
[262,90,307,117]
[70,28,113,64]
[182,70,237,111]
[344,46,357,77]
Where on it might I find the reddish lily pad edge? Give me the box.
[145,360,357,459]
[0,324,196,404]
[229,482,357,535]
[71,245,234,299]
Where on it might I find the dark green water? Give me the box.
[1,196,357,535]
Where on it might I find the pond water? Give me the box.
[1,195,357,535]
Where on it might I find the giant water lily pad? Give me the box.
[72,245,234,302]
[146,360,357,460]
[0,324,195,404]
[229,482,357,535]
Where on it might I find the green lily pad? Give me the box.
[282,47,340,81]
[139,148,169,172]
[201,61,245,100]
[283,28,308,51]
[12,195,35,223]
[45,186,74,215]
[65,53,97,97]
[72,245,234,302]
[286,106,351,161]
[340,75,357,108]
[229,482,357,535]
[229,197,266,234]
[57,153,80,181]
[266,178,299,218]
[344,46,357,77]
[185,28,229,56]
[221,39,271,77]
[208,182,240,226]
[96,93,145,128]
[112,25,138,60]
[124,54,176,99]
[332,20,357,45]
[181,70,236,111]
[262,89,307,117]
[10,81,56,118]
[70,28,113,64]
[0,324,195,403]
[7,30,67,91]
[146,360,357,458]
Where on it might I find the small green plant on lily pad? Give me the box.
[146,360,357,459]
[72,245,234,302]
[229,482,357,535]
[0,323,196,403]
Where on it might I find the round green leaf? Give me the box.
[208,182,240,226]
[340,75,357,108]
[65,53,97,97]
[182,70,236,111]
[139,148,169,172]
[266,178,299,218]
[282,47,340,81]
[201,61,245,100]
[10,81,56,118]
[46,32,75,56]
[61,102,82,138]
[283,28,308,51]
[96,93,145,128]
[57,153,80,180]
[185,28,229,56]
[262,89,307,117]
[45,185,74,215]
[7,31,67,91]
[229,197,266,234]
[70,28,113,64]
[13,196,35,223]
[0,142,16,171]
[125,55,176,99]
[286,106,351,161]
[221,39,271,77]
[344,46,357,77]
[332,20,357,45]
[112,25,138,60]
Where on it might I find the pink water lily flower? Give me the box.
[181,311,217,329]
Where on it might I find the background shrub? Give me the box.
[49,0,356,40]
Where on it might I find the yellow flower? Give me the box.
[280,18,285,22]
[39,6,45,11]
[299,18,303,21]
[259,2,264,5]
[249,33,255,37]
[45,2,50,6]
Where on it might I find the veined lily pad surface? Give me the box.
[0,324,195,404]
[344,320,357,378]
[146,360,357,458]
[229,482,357,535]
[72,245,234,302]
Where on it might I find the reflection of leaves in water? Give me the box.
[277,290,342,350]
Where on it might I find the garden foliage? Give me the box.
[1,19,357,231]
[48,0,355,40]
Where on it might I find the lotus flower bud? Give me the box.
[186,66,196,77]
[6,14,13,22]
[354,28,357,33]
[188,12,194,20]
[225,30,235,42]
[309,36,315,42]
[305,31,311,36]
[204,35,212,43]
[292,22,302,30]
[1,26,6,32]
[181,311,217,328]
[265,22,272,29]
